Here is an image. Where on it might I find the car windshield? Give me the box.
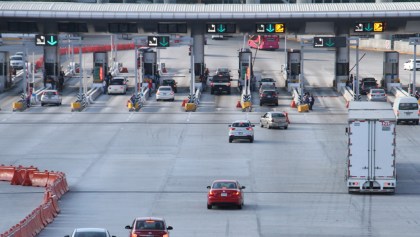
[74,231,107,237]
[135,220,165,230]
[271,113,285,118]
[212,182,237,189]
[110,79,124,85]
[10,56,22,60]
[399,103,418,110]
[232,122,250,127]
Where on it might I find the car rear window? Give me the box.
[399,103,418,110]
[212,76,230,82]
[263,91,277,96]
[135,220,165,230]
[212,182,237,189]
[271,113,285,118]
[163,80,175,85]
[110,79,124,85]
[159,87,171,91]
[260,85,275,90]
[261,78,274,82]
[363,81,376,86]
[44,91,57,96]
[232,122,250,127]
[371,89,384,94]
[74,232,107,237]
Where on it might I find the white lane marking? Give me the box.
[187,112,191,122]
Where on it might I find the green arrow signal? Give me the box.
[266,24,274,33]
[47,35,57,46]
[217,24,226,33]
[159,37,169,47]
[325,38,335,47]
[364,23,373,32]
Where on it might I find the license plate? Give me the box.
[238,132,243,135]
[267,95,272,98]
[405,112,413,115]
[219,87,223,89]
[221,193,227,197]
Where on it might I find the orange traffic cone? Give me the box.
[182,99,188,107]
[290,100,296,108]
[236,100,242,108]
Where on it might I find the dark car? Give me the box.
[360,78,378,95]
[260,90,278,106]
[210,75,231,94]
[162,79,177,93]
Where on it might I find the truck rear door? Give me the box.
[373,120,396,179]
[349,120,369,178]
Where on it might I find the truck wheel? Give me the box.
[250,138,254,143]
[229,138,233,143]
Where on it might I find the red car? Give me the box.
[207,180,245,209]
[125,217,173,237]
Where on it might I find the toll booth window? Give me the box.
[336,63,349,76]
[0,63,4,75]
[289,64,300,76]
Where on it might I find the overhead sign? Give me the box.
[256,23,285,33]
[158,23,187,33]
[206,23,236,34]
[147,36,170,47]
[313,37,347,48]
[354,22,385,32]
[35,34,58,46]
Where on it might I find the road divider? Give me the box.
[0,165,69,237]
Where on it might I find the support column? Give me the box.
[191,24,205,91]
[335,30,350,91]
[43,26,60,90]
[296,0,312,3]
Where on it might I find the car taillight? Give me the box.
[246,127,253,131]
[210,82,214,86]
[233,191,240,195]
[157,91,160,95]
[170,92,174,95]
[163,234,169,237]
[131,234,138,237]
[228,82,231,86]
[397,111,400,116]
[230,128,235,131]
[209,190,215,196]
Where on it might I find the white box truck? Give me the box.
[346,102,396,193]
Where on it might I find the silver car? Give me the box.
[228,120,255,143]
[156,86,175,101]
[260,111,288,129]
[40,90,62,106]
[108,77,128,95]
[367,88,387,102]
[64,228,116,237]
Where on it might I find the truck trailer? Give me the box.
[346,102,397,193]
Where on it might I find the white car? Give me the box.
[403,59,420,71]
[64,228,116,237]
[9,55,25,70]
[367,88,387,102]
[228,120,255,143]
[40,90,62,106]
[156,86,175,101]
[108,77,128,95]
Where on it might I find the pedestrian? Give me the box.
[50,76,56,89]
[309,94,315,110]
[59,71,64,92]
[148,79,152,97]
[102,79,107,94]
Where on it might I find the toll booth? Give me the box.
[238,49,253,89]
[143,51,157,82]
[93,52,108,84]
[194,63,205,84]
[0,51,11,91]
[382,51,399,92]
[286,49,301,86]
[44,47,59,86]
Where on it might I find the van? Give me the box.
[393,96,419,125]
[403,59,420,71]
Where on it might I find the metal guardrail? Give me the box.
[341,86,355,103]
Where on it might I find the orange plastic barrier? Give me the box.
[0,165,16,181]
[30,171,49,187]
[0,166,69,237]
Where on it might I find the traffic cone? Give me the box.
[290,100,296,108]
[236,100,242,108]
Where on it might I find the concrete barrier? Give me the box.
[391,86,410,98]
